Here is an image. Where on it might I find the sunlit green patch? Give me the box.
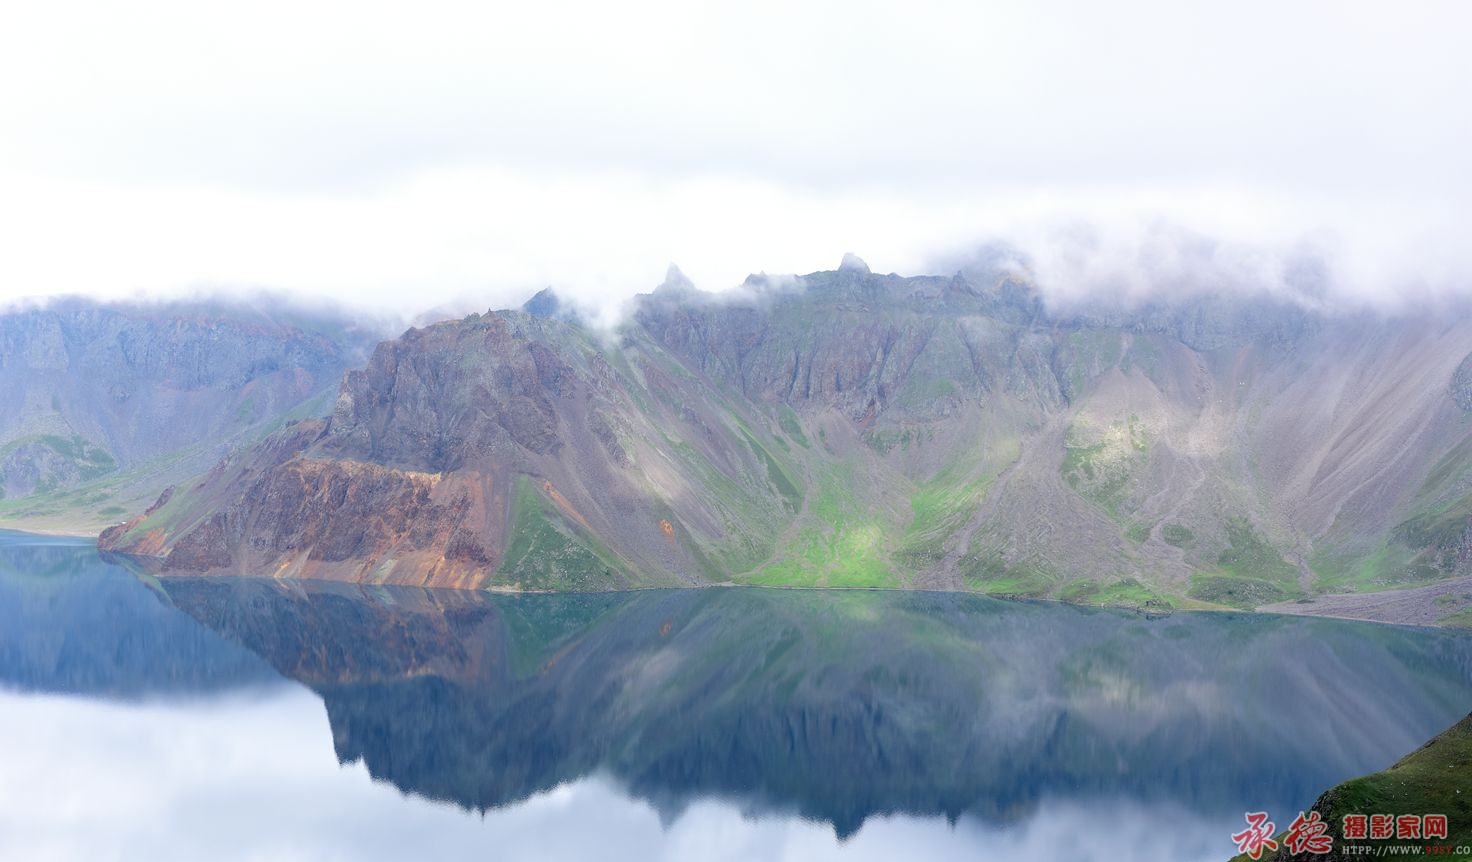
[1187,573,1290,610]
[1061,417,1148,519]
[1216,518,1296,582]
[747,464,895,589]
[492,476,634,591]
[1438,608,1472,629]
[1310,543,1440,594]
[1185,519,1300,608]
[893,446,1008,570]
[1060,577,1169,610]
[959,552,1054,598]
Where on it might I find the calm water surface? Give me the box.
[2,530,1471,862]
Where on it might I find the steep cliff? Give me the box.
[98,265,1472,606]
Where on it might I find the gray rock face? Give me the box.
[1451,352,1472,410]
[0,298,377,527]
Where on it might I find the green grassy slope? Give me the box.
[1232,713,1472,861]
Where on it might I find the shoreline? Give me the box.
[0,525,96,540]
[8,526,1467,631]
[1258,576,1472,631]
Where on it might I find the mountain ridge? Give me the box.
[96,265,1472,611]
[0,296,381,533]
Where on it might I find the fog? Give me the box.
[1,1,1466,319]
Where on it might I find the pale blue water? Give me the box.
[2,530,1470,862]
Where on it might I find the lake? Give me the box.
[2,529,1471,862]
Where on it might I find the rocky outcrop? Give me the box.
[102,419,496,587]
[1452,352,1472,410]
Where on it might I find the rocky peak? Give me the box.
[660,264,695,292]
[522,288,563,319]
[838,253,870,275]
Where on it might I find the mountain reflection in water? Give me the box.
[3,532,1472,861]
[159,575,1472,837]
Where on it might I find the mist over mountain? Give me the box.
[94,260,1472,610]
[4,3,1469,329]
[0,296,383,532]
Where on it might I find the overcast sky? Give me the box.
[1,0,1467,317]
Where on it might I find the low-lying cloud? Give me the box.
[932,198,1472,316]
[0,1,1466,322]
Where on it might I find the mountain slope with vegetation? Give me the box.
[98,261,1472,608]
[0,297,378,533]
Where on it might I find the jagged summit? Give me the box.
[521,287,585,325]
[838,253,870,274]
[661,263,695,292]
[522,287,562,318]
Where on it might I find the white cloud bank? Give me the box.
[0,0,1467,317]
[0,687,1233,862]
